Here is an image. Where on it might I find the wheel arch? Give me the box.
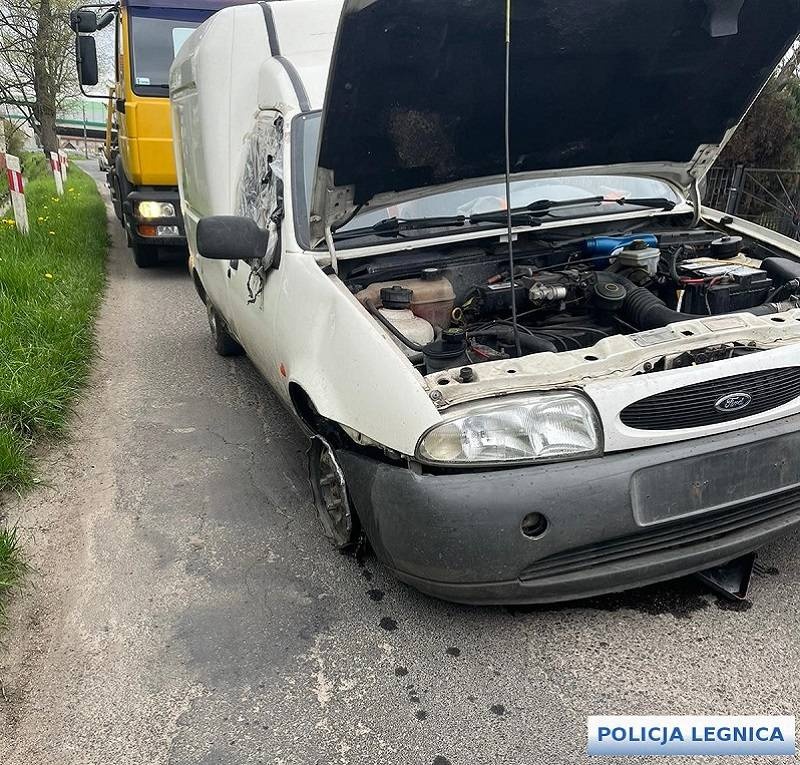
[192,268,208,305]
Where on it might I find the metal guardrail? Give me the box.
[704,165,800,239]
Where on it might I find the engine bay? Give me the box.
[342,224,800,376]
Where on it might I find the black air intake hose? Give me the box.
[600,274,784,331]
[471,326,558,354]
[622,285,706,329]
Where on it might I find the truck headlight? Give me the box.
[137,201,175,219]
[416,392,602,466]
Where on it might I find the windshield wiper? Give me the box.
[469,195,676,224]
[611,196,677,211]
[333,215,468,241]
[333,197,676,241]
[333,211,547,241]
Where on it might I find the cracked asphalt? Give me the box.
[1,163,800,765]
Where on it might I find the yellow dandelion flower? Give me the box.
[48,230,56,235]
[44,273,53,279]
[37,216,44,222]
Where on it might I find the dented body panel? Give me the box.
[172,0,800,603]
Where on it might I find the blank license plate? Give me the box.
[631,431,800,525]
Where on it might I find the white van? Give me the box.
[171,0,800,604]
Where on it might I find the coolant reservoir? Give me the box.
[377,286,434,361]
[356,270,455,329]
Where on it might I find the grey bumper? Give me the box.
[338,415,800,605]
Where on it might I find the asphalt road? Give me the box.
[2,163,800,765]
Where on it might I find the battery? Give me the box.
[682,268,773,315]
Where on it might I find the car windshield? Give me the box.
[129,9,209,96]
[293,112,683,245]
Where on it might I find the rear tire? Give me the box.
[132,242,159,268]
[207,303,243,356]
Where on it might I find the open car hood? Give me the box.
[310,0,800,244]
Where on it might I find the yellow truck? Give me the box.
[70,0,249,267]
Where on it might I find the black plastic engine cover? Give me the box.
[476,282,529,316]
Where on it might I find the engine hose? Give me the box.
[470,326,558,354]
[364,299,426,352]
[600,273,786,331]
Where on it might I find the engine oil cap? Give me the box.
[380,285,413,309]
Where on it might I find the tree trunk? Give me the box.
[32,0,59,156]
[36,102,58,156]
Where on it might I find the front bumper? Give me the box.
[339,414,800,605]
[123,189,186,248]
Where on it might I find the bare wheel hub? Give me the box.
[309,437,354,548]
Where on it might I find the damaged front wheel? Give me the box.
[308,437,360,552]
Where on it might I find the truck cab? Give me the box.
[71,0,252,267]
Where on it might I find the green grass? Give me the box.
[20,152,51,181]
[0,157,107,483]
[0,153,108,612]
[0,525,28,623]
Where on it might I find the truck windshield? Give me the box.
[292,112,683,248]
[129,9,209,96]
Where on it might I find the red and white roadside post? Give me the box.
[58,149,68,183]
[50,151,64,196]
[6,154,29,234]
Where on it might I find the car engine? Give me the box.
[343,228,800,375]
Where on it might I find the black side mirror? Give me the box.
[197,216,272,264]
[76,36,99,86]
[70,9,97,32]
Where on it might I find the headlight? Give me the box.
[416,392,602,466]
[137,201,175,219]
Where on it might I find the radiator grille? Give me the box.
[619,367,800,430]
[520,486,800,581]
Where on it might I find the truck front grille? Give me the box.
[519,486,800,582]
[619,367,800,430]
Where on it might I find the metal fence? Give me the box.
[704,166,800,239]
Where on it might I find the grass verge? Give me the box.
[0,153,108,614]
[0,526,28,623]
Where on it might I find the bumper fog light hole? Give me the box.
[521,512,548,539]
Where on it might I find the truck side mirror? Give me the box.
[76,36,99,86]
[70,9,97,32]
[97,10,115,30]
[197,216,273,266]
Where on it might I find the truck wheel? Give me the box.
[132,242,159,268]
[111,175,123,222]
[308,436,359,551]
[206,303,243,356]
